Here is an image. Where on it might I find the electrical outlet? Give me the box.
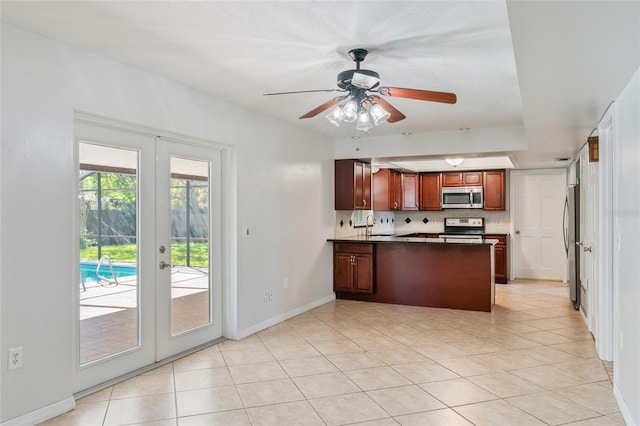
[263,291,269,303]
[8,347,23,370]
[269,289,274,301]
[283,278,289,289]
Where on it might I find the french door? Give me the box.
[74,120,222,392]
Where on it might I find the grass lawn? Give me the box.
[80,242,209,267]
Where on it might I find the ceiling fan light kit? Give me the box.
[264,48,457,132]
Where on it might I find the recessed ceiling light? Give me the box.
[459,127,471,132]
[401,132,412,135]
[555,157,570,162]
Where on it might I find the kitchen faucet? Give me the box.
[365,214,376,238]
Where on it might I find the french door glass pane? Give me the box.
[170,157,211,335]
[78,143,139,365]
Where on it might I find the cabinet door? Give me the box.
[391,170,402,210]
[362,163,372,210]
[419,173,442,210]
[373,169,401,211]
[483,170,505,210]
[402,173,419,210]
[334,253,354,292]
[486,235,507,283]
[353,254,373,293]
[442,172,462,187]
[463,172,483,186]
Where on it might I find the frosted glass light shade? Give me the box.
[445,158,464,167]
[370,103,391,125]
[326,105,343,126]
[342,100,358,123]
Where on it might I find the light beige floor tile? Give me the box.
[353,336,406,351]
[511,365,588,390]
[467,371,545,398]
[39,401,108,426]
[246,400,324,426]
[420,378,499,406]
[218,335,266,352]
[391,360,459,383]
[353,418,399,425]
[104,393,176,426]
[127,420,176,426]
[293,371,360,399]
[413,343,465,360]
[221,347,275,366]
[436,355,503,377]
[326,351,386,371]
[111,372,174,399]
[175,385,243,417]
[76,387,113,404]
[178,409,251,426]
[174,366,234,391]
[227,361,287,384]
[553,358,609,383]
[279,355,338,377]
[507,391,601,424]
[236,378,305,407]
[367,384,445,416]
[474,349,544,370]
[345,366,412,390]
[559,383,622,415]
[551,340,600,359]
[267,343,322,360]
[309,392,389,426]
[369,348,428,365]
[453,399,546,425]
[516,345,581,365]
[395,408,474,425]
[173,350,226,372]
[311,338,364,355]
[521,330,575,345]
[565,415,627,425]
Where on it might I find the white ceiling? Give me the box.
[2,1,638,169]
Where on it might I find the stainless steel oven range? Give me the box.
[439,217,485,240]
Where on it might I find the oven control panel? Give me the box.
[445,217,484,228]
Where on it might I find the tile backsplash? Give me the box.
[335,209,511,237]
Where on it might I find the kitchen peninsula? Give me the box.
[329,235,497,312]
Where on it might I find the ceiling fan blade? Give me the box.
[264,89,345,96]
[299,96,347,119]
[369,95,406,123]
[377,87,457,104]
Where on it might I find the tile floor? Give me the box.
[45,280,624,426]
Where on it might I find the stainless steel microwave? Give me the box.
[441,186,483,209]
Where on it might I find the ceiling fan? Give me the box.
[264,48,457,131]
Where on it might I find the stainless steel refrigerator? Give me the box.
[563,184,580,310]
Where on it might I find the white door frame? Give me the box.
[509,168,567,281]
[596,103,615,361]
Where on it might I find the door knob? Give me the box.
[583,246,592,252]
[515,230,520,235]
[159,261,173,270]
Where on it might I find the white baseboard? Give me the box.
[2,396,75,426]
[236,293,336,340]
[614,382,637,426]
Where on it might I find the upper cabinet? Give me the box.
[419,172,442,211]
[401,173,419,211]
[442,171,483,187]
[373,168,402,211]
[335,159,372,210]
[483,170,506,210]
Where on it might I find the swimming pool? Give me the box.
[80,261,137,283]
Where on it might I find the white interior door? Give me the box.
[74,120,223,392]
[512,170,567,280]
[155,138,222,360]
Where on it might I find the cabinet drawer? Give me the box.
[334,243,374,255]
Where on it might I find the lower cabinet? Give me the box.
[334,243,374,294]
[485,234,508,284]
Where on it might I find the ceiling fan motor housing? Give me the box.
[337,69,380,90]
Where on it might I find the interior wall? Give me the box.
[0,24,334,423]
[612,65,640,425]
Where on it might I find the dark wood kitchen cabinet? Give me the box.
[483,170,506,210]
[442,171,483,187]
[402,172,420,210]
[333,243,374,294]
[419,172,443,210]
[485,234,508,283]
[373,168,402,211]
[335,159,372,210]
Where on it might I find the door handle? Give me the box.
[576,241,583,247]
[583,246,592,252]
[159,261,173,270]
